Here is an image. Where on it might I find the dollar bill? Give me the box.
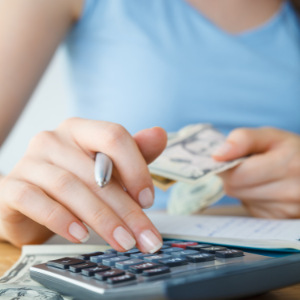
[0,244,110,300]
[149,123,245,188]
[167,174,224,215]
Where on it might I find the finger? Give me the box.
[218,147,290,187]
[224,177,300,203]
[17,161,162,253]
[242,201,300,219]
[57,119,155,209]
[15,162,137,252]
[133,127,168,164]
[26,145,163,253]
[212,127,287,161]
[1,177,89,244]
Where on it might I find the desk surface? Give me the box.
[1,205,300,299]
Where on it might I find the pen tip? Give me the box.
[97,180,108,188]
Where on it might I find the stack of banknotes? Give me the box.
[149,124,245,215]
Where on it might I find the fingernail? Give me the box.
[69,222,90,243]
[139,230,162,254]
[138,188,154,209]
[113,226,136,250]
[212,142,233,157]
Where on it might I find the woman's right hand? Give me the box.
[0,118,167,253]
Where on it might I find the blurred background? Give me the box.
[0,46,72,175]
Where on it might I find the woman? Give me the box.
[0,0,299,253]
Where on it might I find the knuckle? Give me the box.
[104,124,128,147]
[12,183,36,208]
[228,128,252,143]
[58,117,81,130]
[43,205,62,227]
[90,207,110,226]
[281,204,300,219]
[52,171,79,195]
[285,186,300,202]
[28,131,56,151]
[121,208,143,225]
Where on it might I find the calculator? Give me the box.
[30,240,300,300]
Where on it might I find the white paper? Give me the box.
[148,213,300,243]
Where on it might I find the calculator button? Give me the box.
[158,257,188,267]
[78,252,104,260]
[107,273,136,284]
[129,262,160,274]
[163,240,182,245]
[215,249,244,258]
[115,259,144,270]
[117,249,140,257]
[47,258,85,269]
[90,254,116,263]
[186,253,215,263]
[102,256,129,267]
[161,245,171,249]
[69,262,97,273]
[142,266,170,277]
[144,254,171,263]
[105,249,118,254]
[171,250,199,259]
[201,246,227,254]
[171,242,198,249]
[130,253,154,259]
[160,247,183,254]
[95,269,125,281]
[186,244,212,250]
[81,265,111,276]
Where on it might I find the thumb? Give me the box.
[133,126,168,164]
[212,127,286,161]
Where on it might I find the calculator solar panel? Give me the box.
[30,240,300,300]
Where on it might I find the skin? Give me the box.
[0,0,296,249]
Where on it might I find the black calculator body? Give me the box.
[30,240,300,300]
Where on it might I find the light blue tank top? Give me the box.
[66,0,300,209]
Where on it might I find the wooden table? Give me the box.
[1,206,300,299]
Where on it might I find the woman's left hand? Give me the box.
[213,127,300,219]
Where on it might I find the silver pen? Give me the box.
[95,152,113,188]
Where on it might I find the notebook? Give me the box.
[147,213,300,252]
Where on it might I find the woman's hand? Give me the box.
[0,118,167,252]
[213,127,300,219]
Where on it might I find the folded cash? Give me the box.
[150,123,245,190]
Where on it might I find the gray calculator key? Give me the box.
[161,245,171,249]
[102,256,129,266]
[159,257,188,267]
[107,273,136,284]
[130,253,153,259]
[160,247,183,254]
[142,266,170,277]
[186,244,212,250]
[81,265,111,276]
[215,249,244,258]
[78,252,104,260]
[47,258,85,269]
[171,250,199,258]
[144,254,171,263]
[95,269,125,281]
[186,253,215,263]
[105,249,118,254]
[201,246,227,254]
[90,254,116,263]
[69,262,97,273]
[117,249,140,257]
[163,240,182,245]
[115,259,144,270]
[129,262,160,274]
